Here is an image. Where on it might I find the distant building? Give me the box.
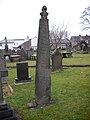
[0,36,31,50]
[14,38,31,51]
[50,38,71,51]
[70,34,90,52]
[0,37,14,50]
[18,36,38,51]
[60,39,71,50]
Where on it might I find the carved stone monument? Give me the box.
[15,62,32,84]
[0,53,7,84]
[52,48,63,71]
[35,6,51,106]
[0,53,19,120]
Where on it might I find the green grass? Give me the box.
[4,54,90,120]
[6,53,90,67]
[6,60,36,67]
[63,53,90,65]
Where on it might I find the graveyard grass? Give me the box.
[5,54,90,120]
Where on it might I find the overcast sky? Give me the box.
[0,0,90,42]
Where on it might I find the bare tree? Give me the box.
[80,5,90,31]
[49,23,69,71]
[49,23,69,51]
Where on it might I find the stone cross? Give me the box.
[0,72,3,105]
[0,53,8,105]
[35,6,51,106]
[4,37,8,52]
[0,52,7,84]
[0,70,8,105]
[0,53,6,69]
[0,53,19,120]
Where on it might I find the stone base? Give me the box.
[0,103,19,120]
[14,76,32,85]
[27,98,57,110]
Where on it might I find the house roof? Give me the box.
[17,39,31,47]
[70,35,90,43]
[50,38,71,44]
[0,37,30,49]
[0,39,25,44]
[60,39,71,44]
[0,39,14,44]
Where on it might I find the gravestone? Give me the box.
[35,6,51,106]
[0,56,19,119]
[0,53,7,84]
[52,48,63,71]
[17,48,27,61]
[15,62,32,84]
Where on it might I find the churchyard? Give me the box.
[0,6,90,120]
[4,53,90,120]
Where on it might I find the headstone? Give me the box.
[35,6,51,106]
[0,53,7,84]
[0,58,19,119]
[17,48,27,61]
[15,62,32,84]
[52,48,63,71]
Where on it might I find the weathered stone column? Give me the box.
[0,53,6,105]
[52,48,62,71]
[0,70,8,105]
[0,53,7,84]
[0,52,8,105]
[0,72,4,105]
[0,52,20,119]
[35,6,51,105]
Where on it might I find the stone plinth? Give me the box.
[0,103,19,120]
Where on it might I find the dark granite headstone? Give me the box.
[15,62,32,84]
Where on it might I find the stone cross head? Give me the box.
[40,6,48,19]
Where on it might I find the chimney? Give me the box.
[27,36,29,40]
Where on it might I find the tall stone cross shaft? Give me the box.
[35,6,51,105]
